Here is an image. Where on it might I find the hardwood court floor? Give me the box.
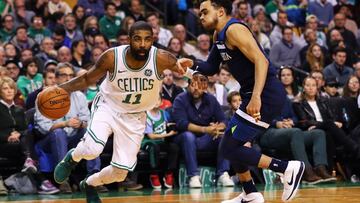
[2,183,360,203]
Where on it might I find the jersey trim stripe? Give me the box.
[87,94,106,147]
[110,161,137,171]
[122,46,151,72]
[235,109,270,128]
[153,47,163,80]
[109,48,117,82]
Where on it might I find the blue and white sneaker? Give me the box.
[282,161,305,202]
[221,192,264,203]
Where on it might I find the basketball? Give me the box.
[37,86,70,120]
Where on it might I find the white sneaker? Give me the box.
[218,172,235,187]
[282,161,305,202]
[189,175,202,188]
[221,192,264,203]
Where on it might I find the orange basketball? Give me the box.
[37,86,70,120]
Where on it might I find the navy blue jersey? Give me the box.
[196,18,286,124]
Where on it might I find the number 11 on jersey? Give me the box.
[122,94,142,104]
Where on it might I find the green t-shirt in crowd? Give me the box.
[16,73,43,100]
[99,15,122,41]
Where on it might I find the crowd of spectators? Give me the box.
[0,0,359,196]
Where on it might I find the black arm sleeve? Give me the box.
[193,45,223,76]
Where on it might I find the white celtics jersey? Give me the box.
[99,45,162,113]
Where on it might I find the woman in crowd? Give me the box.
[73,5,86,31]
[278,66,301,101]
[293,77,360,169]
[301,43,326,73]
[70,40,90,68]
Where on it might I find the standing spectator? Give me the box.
[308,0,334,26]
[129,0,145,21]
[323,48,354,87]
[172,73,234,188]
[269,26,301,69]
[192,34,210,61]
[99,2,122,42]
[249,20,271,54]
[172,24,197,56]
[161,69,183,103]
[28,15,52,44]
[78,0,105,19]
[0,14,15,43]
[11,0,35,27]
[16,58,43,100]
[278,66,301,101]
[47,0,71,15]
[71,40,90,68]
[64,14,84,46]
[10,26,39,54]
[146,12,173,48]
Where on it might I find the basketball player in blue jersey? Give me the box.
[51,21,190,203]
[178,1,305,202]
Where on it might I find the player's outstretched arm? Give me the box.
[59,49,114,93]
[156,49,190,75]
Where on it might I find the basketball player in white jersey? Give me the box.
[52,21,192,203]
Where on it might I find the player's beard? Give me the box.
[202,18,218,30]
[130,47,150,61]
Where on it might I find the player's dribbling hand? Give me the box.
[176,58,194,75]
[247,95,262,122]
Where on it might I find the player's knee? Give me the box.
[80,143,104,160]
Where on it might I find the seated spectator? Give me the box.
[26,69,56,110]
[28,15,52,45]
[10,26,39,54]
[207,74,228,107]
[99,2,122,42]
[71,40,90,68]
[284,0,307,27]
[0,66,9,78]
[34,63,102,193]
[249,20,271,54]
[78,0,105,18]
[47,0,71,15]
[16,58,43,100]
[323,47,354,87]
[192,34,210,61]
[161,69,183,103]
[35,37,57,70]
[329,9,358,38]
[117,29,129,46]
[341,75,360,134]
[253,4,273,35]
[326,28,355,66]
[259,97,335,184]
[167,37,188,59]
[128,0,145,21]
[293,77,360,167]
[5,59,20,82]
[269,26,301,69]
[269,11,302,46]
[146,12,173,48]
[172,24,197,56]
[354,60,360,79]
[142,98,179,189]
[0,14,16,43]
[224,91,241,120]
[11,0,35,27]
[20,49,34,64]
[308,0,334,26]
[121,16,135,34]
[52,25,71,49]
[64,14,84,46]
[278,66,301,101]
[4,43,19,62]
[234,1,253,25]
[218,64,240,93]
[302,15,327,48]
[323,77,340,98]
[328,13,358,52]
[94,34,109,51]
[0,76,59,194]
[172,73,234,188]
[310,70,327,98]
[73,5,86,31]
[301,43,327,74]
[112,0,131,20]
